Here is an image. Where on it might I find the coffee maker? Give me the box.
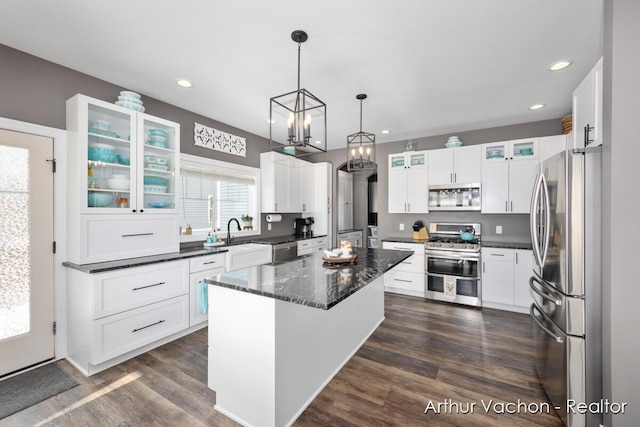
[294,217,314,237]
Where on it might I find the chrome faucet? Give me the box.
[227,218,241,244]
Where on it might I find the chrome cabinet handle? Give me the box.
[482,261,485,273]
[450,173,453,183]
[490,253,505,256]
[407,202,410,212]
[516,252,518,264]
[393,278,412,283]
[505,201,508,212]
[132,319,165,333]
[203,261,217,265]
[510,201,513,212]
[529,304,563,344]
[132,281,166,291]
[122,233,154,237]
[454,172,457,183]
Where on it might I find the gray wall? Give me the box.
[0,43,294,238]
[310,119,562,244]
[602,0,640,425]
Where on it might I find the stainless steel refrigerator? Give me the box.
[529,147,602,427]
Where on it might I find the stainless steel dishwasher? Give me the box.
[272,241,298,263]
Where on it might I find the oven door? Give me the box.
[425,251,481,305]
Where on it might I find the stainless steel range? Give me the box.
[424,222,482,306]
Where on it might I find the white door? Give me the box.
[0,128,55,377]
[454,145,482,184]
[481,162,509,213]
[387,169,407,213]
[509,159,539,213]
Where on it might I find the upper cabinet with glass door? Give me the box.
[66,94,180,215]
[482,138,538,162]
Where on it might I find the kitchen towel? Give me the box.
[443,275,457,299]
[266,214,282,223]
[199,280,208,314]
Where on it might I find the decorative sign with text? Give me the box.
[194,122,246,157]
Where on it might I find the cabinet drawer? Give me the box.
[190,253,226,273]
[298,240,313,256]
[83,215,179,263]
[91,295,189,364]
[394,254,425,273]
[481,248,513,262]
[382,241,425,255]
[93,261,189,319]
[384,270,425,294]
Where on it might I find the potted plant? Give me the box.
[241,214,253,227]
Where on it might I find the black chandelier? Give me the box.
[347,93,376,172]
[269,30,327,156]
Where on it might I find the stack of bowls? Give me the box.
[445,136,463,148]
[88,142,117,163]
[147,128,168,148]
[115,91,145,112]
[88,119,119,138]
[144,154,169,171]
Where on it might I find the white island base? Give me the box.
[208,276,385,427]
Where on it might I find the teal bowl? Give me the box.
[88,192,114,207]
[144,176,167,185]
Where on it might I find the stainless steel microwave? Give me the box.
[427,183,481,211]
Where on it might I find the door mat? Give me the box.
[0,363,78,420]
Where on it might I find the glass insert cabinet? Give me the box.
[66,94,181,264]
[70,96,179,213]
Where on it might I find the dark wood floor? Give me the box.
[2,293,562,426]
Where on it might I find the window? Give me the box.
[179,154,260,240]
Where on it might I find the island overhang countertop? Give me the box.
[205,247,413,310]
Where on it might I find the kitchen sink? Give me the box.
[225,243,272,271]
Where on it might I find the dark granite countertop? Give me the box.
[205,248,412,310]
[63,234,329,274]
[481,241,533,250]
[63,246,231,274]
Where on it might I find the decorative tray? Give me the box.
[322,254,358,264]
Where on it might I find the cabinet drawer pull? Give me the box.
[203,261,217,265]
[393,278,413,283]
[122,232,154,238]
[490,253,505,256]
[132,319,165,333]
[132,281,166,291]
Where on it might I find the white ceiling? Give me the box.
[1,0,603,150]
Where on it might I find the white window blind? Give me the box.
[179,159,257,232]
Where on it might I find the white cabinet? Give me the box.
[261,153,321,214]
[572,57,603,148]
[382,241,425,297]
[66,260,191,375]
[388,151,429,213]
[513,250,534,308]
[481,138,538,214]
[297,236,328,256]
[66,94,180,264]
[337,230,363,248]
[260,151,294,213]
[189,254,225,327]
[482,248,533,312]
[428,145,481,185]
[538,135,567,164]
[481,249,514,305]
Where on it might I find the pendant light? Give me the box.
[269,30,327,156]
[347,94,376,172]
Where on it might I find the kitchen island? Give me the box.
[205,248,412,427]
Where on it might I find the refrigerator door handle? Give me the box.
[530,304,564,344]
[529,275,562,306]
[530,173,544,267]
[540,173,552,267]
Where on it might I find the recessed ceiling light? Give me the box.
[549,60,573,71]
[176,79,193,88]
[381,129,391,134]
[267,119,276,124]
[529,104,545,110]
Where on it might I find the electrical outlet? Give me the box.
[399,223,404,231]
[496,225,502,234]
